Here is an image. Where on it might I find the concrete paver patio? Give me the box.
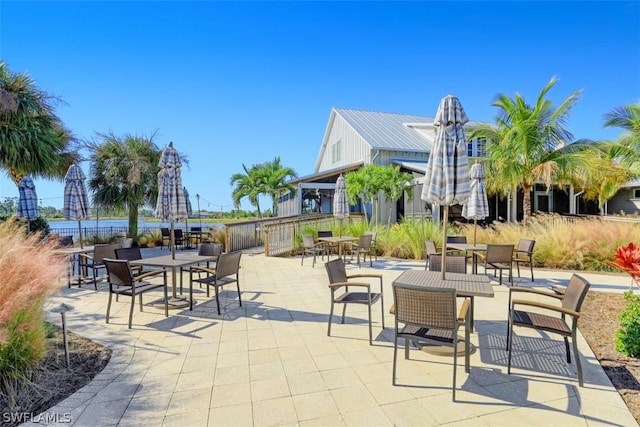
[31,247,638,426]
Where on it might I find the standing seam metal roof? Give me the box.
[333,108,435,152]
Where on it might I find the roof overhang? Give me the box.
[291,161,365,185]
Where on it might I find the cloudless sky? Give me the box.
[1,1,639,213]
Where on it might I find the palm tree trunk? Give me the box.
[8,169,24,186]
[128,206,138,240]
[522,186,532,223]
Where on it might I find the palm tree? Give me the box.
[0,61,77,185]
[603,104,640,172]
[380,165,413,226]
[86,132,162,239]
[260,157,297,216]
[468,76,583,222]
[230,164,264,218]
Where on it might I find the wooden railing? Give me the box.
[262,213,365,256]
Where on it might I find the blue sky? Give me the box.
[1,1,639,213]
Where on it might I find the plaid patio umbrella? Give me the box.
[18,176,38,233]
[462,163,490,244]
[155,142,187,260]
[421,95,471,278]
[333,174,349,237]
[64,164,92,248]
[183,186,193,248]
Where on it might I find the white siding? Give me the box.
[316,114,372,172]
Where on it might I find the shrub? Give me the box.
[615,291,640,357]
[0,219,65,409]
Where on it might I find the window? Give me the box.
[476,137,486,157]
[634,189,640,199]
[467,141,473,157]
[331,140,342,164]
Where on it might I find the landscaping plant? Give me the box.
[0,220,65,410]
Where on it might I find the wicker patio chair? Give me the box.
[507,273,591,386]
[189,251,242,314]
[392,284,470,401]
[325,258,384,345]
[513,238,536,281]
[78,243,120,289]
[301,234,327,267]
[483,244,514,286]
[347,234,374,268]
[104,258,168,329]
[160,227,171,249]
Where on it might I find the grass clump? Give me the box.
[0,219,65,411]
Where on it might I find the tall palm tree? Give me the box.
[468,76,583,222]
[603,104,640,172]
[380,165,413,226]
[0,61,77,185]
[86,132,162,239]
[230,164,264,218]
[260,157,297,216]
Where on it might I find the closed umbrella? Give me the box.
[17,176,39,234]
[155,142,187,260]
[462,163,489,244]
[333,174,349,237]
[64,165,92,248]
[421,95,471,279]
[183,186,193,248]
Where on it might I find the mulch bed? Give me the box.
[0,324,111,427]
[580,291,640,423]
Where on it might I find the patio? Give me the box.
[35,247,636,426]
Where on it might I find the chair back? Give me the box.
[562,274,591,312]
[318,230,333,238]
[215,251,242,278]
[357,234,373,250]
[364,231,376,243]
[485,244,514,264]
[424,239,438,256]
[115,247,143,262]
[393,284,457,329]
[516,238,536,254]
[199,242,223,257]
[93,243,120,262]
[428,254,467,274]
[104,258,134,286]
[446,236,467,244]
[161,227,170,237]
[325,258,348,284]
[174,229,183,238]
[302,234,316,249]
[191,227,202,233]
[59,235,74,247]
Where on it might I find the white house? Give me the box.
[278,107,488,223]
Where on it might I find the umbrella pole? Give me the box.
[442,205,448,280]
[473,219,477,245]
[78,220,83,249]
[170,222,176,259]
[197,194,202,229]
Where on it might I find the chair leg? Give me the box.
[392,333,399,385]
[163,285,169,317]
[341,304,347,324]
[452,332,458,401]
[564,336,571,363]
[139,293,144,311]
[367,300,373,345]
[215,285,221,315]
[516,261,521,278]
[529,258,534,282]
[106,290,113,323]
[128,294,135,329]
[572,329,584,387]
[327,299,335,337]
[507,320,514,374]
[236,279,242,307]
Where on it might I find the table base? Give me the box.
[153,297,192,310]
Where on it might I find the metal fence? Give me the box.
[50,226,158,243]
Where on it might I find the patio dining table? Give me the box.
[446,242,488,274]
[318,236,358,261]
[130,252,218,309]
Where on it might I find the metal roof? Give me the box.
[391,159,428,174]
[334,108,435,152]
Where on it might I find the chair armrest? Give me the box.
[78,253,93,261]
[329,281,370,290]
[134,269,166,281]
[509,286,562,300]
[511,299,580,318]
[457,298,470,322]
[347,273,383,280]
[190,266,216,275]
